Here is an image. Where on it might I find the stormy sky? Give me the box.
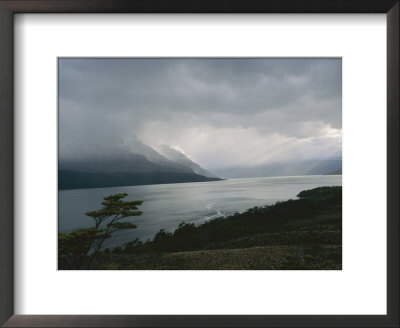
[59,58,341,170]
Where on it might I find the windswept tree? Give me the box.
[58,193,143,269]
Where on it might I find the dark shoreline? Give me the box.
[58,169,223,190]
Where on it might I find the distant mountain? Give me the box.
[60,150,194,174]
[157,145,217,178]
[59,170,222,190]
[59,139,222,190]
[211,159,342,179]
[122,136,192,171]
[324,168,342,175]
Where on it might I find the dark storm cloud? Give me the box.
[59,58,341,168]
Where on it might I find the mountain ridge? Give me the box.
[59,138,222,190]
[157,145,217,178]
[211,159,342,179]
[58,170,222,190]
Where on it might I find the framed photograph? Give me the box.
[57,57,343,271]
[0,0,398,327]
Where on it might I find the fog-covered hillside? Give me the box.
[59,138,221,190]
[211,159,342,179]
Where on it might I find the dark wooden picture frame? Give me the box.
[0,1,398,327]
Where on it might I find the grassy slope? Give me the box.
[92,186,342,270]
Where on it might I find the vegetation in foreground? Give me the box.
[58,193,143,269]
[59,186,342,270]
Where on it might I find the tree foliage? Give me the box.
[58,193,143,269]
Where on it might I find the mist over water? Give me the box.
[58,175,342,249]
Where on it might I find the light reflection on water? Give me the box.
[58,175,342,249]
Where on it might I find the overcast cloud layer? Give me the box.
[59,58,342,170]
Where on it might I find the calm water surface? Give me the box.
[58,175,342,248]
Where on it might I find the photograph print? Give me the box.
[58,58,342,270]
